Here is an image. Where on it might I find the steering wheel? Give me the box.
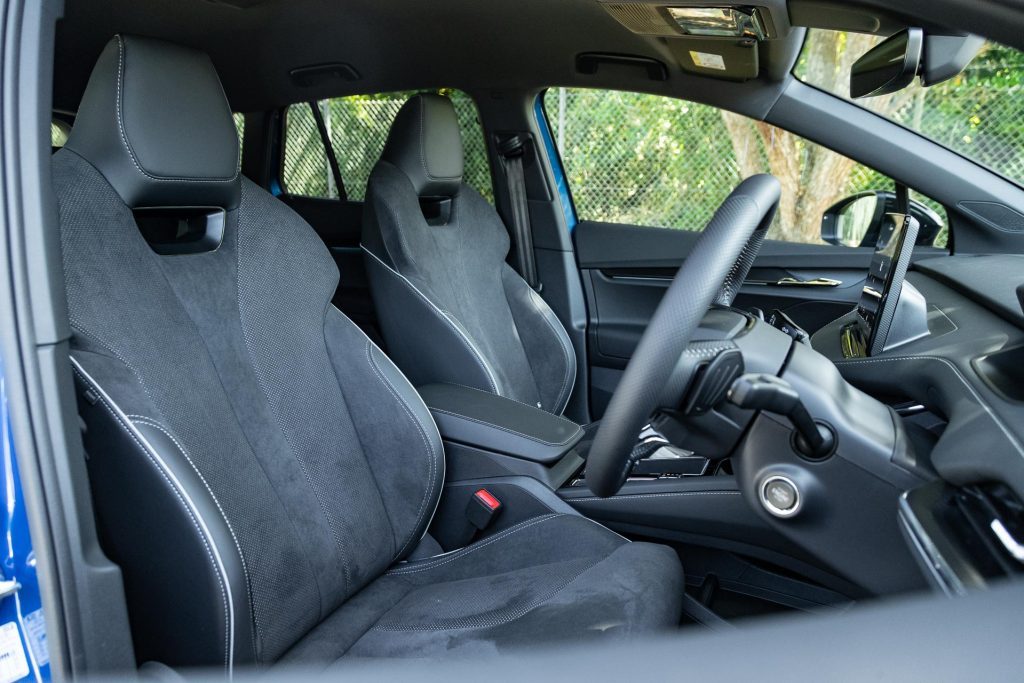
[586,175,781,497]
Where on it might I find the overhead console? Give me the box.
[597,0,794,80]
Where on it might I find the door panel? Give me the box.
[575,220,872,417]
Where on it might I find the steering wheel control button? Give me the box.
[760,475,801,518]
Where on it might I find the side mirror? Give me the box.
[850,28,923,98]
[821,190,944,247]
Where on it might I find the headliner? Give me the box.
[52,0,984,116]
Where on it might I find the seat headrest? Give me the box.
[380,94,464,198]
[65,35,241,209]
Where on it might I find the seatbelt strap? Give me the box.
[498,134,541,291]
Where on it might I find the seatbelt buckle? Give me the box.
[466,488,502,530]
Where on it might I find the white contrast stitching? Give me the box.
[114,35,239,184]
[127,415,257,656]
[365,342,440,559]
[417,96,460,182]
[387,514,562,575]
[328,305,446,556]
[363,246,499,393]
[366,175,419,270]
[72,360,234,675]
[526,285,575,414]
[236,213,353,593]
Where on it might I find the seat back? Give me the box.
[55,35,442,671]
[362,94,576,415]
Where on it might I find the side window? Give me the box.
[543,88,948,248]
[51,119,71,149]
[232,113,245,146]
[282,90,493,202]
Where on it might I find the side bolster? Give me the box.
[502,266,576,415]
[322,308,445,563]
[70,355,255,671]
[362,246,500,396]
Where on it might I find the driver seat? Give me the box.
[53,35,683,671]
[362,94,577,415]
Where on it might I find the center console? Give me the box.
[418,381,813,579]
[417,383,586,490]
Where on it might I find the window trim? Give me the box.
[535,91,578,233]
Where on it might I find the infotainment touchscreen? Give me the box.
[843,213,919,357]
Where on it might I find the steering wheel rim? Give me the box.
[585,174,781,497]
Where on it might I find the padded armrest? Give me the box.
[417,383,583,464]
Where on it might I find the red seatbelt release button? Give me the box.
[467,488,502,530]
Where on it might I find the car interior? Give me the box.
[2,0,1024,679]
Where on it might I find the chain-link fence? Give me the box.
[544,38,1024,248]
[544,87,905,245]
[797,34,1024,188]
[268,36,1022,248]
[281,90,493,202]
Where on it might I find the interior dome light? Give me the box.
[666,7,767,39]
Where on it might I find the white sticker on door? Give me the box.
[22,610,48,668]
[689,51,726,70]
[0,622,29,683]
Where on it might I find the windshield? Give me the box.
[794,30,1024,186]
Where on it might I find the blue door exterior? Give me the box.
[0,353,51,682]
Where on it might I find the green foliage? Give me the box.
[545,88,909,244]
[546,89,740,230]
[901,43,1024,183]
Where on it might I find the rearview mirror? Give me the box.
[921,33,985,86]
[821,190,944,247]
[850,28,923,98]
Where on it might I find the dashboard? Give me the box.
[812,254,1024,593]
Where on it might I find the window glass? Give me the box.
[282,90,493,201]
[232,112,245,146]
[51,120,70,148]
[794,30,1024,187]
[543,87,947,247]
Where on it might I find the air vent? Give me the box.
[602,3,681,36]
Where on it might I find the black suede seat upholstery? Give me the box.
[53,35,683,672]
[362,94,577,415]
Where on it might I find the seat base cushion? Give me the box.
[282,513,683,663]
